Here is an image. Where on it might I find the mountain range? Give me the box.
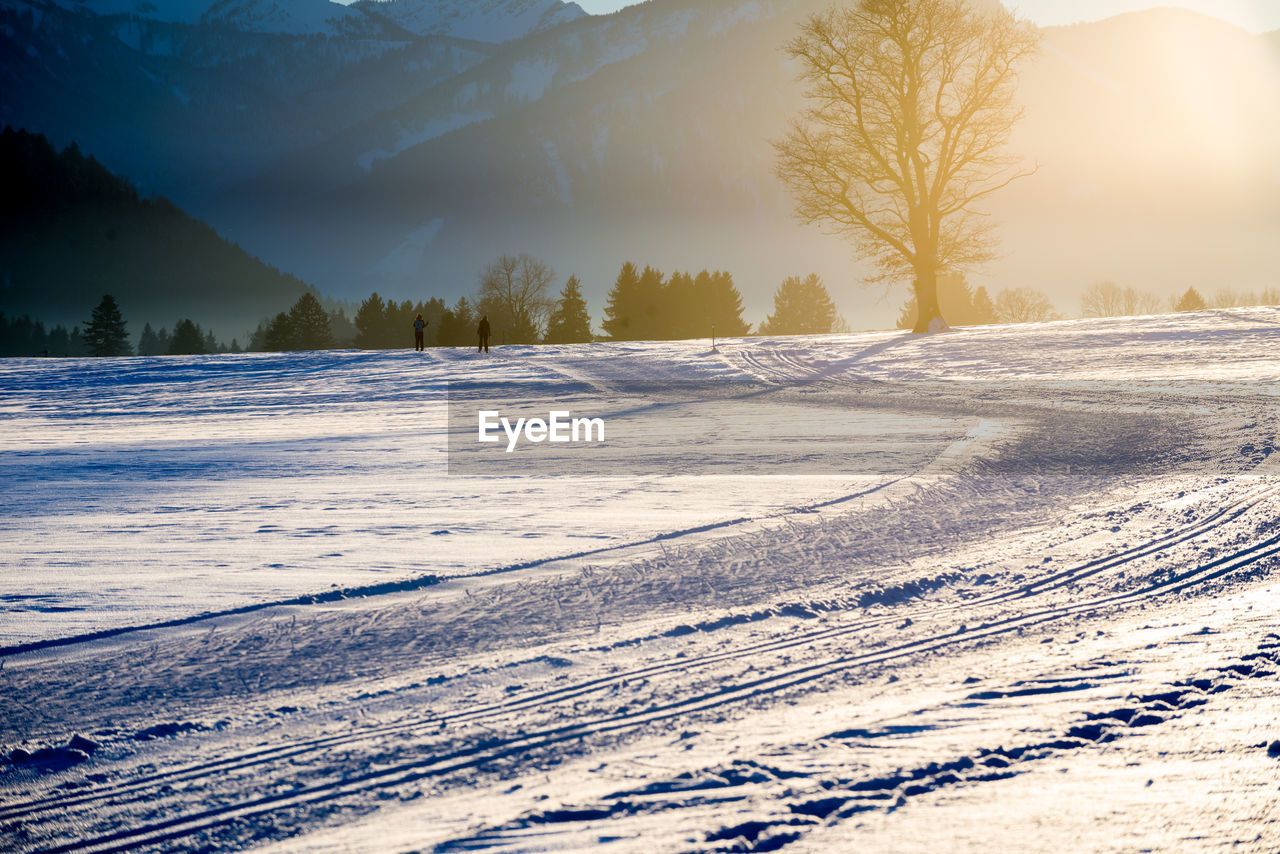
[3,0,1279,332]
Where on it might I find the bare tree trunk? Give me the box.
[912,271,944,334]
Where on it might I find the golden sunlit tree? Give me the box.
[775,0,1039,332]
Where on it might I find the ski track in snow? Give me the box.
[1,309,1280,853]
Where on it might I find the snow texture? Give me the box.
[2,310,1280,853]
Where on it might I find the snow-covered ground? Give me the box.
[2,309,1280,852]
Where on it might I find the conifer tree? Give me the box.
[138,322,163,356]
[83,294,132,356]
[354,292,388,349]
[699,270,751,337]
[758,274,841,336]
[970,286,998,324]
[261,312,294,351]
[435,296,477,347]
[1174,286,1207,312]
[602,262,643,340]
[168,319,205,354]
[288,293,333,350]
[663,271,699,339]
[544,275,593,344]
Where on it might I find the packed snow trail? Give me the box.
[2,310,1279,853]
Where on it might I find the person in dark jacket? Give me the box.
[477,315,491,353]
[413,314,427,351]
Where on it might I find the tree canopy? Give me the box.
[83,294,132,357]
[776,0,1039,332]
[544,276,593,344]
[759,274,843,336]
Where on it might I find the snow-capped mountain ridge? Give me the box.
[354,0,587,43]
[43,0,586,38]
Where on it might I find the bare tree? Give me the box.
[775,0,1039,332]
[1081,281,1126,317]
[1082,281,1164,317]
[995,287,1056,323]
[477,254,555,344]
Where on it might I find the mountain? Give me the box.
[4,0,1279,329]
[213,1,1280,325]
[354,0,587,42]
[0,127,310,340]
[49,0,375,35]
[0,0,588,203]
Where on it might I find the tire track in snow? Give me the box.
[9,483,1280,853]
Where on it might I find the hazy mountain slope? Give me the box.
[222,2,1280,325]
[0,128,310,339]
[51,0,399,36]
[354,0,587,42]
[0,0,491,200]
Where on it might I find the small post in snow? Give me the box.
[711,324,717,353]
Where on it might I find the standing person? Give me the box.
[413,314,427,351]
[477,315,491,354]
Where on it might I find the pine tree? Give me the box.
[700,270,750,337]
[288,293,332,350]
[138,322,162,356]
[758,274,841,336]
[633,265,666,341]
[168,319,206,354]
[383,299,411,348]
[1174,286,1207,312]
[544,276,593,344]
[82,294,132,356]
[602,262,643,340]
[354,292,388,349]
[435,297,477,347]
[970,286,998,324]
[261,312,294,351]
[663,271,699,339]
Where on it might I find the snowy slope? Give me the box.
[355,0,587,42]
[2,311,1280,852]
[47,0,372,34]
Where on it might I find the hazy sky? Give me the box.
[574,0,1280,33]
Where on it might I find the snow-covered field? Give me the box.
[3,309,1280,852]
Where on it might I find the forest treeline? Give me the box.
[0,126,308,337]
[4,129,1275,357]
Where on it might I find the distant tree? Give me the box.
[138,322,162,356]
[1174,286,1207,312]
[168,319,206,355]
[258,312,294,351]
[478,254,554,343]
[287,293,333,350]
[758,274,841,336]
[544,275,593,344]
[697,270,751,337]
[354,292,389,349]
[228,338,242,354]
[82,294,132,356]
[435,296,477,347]
[897,273,987,328]
[775,0,1039,332]
[602,262,643,340]
[1081,281,1164,317]
[1081,281,1126,317]
[995,287,1057,323]
[970,286,998,324]
[326,305,357,348]
[663,271,700,339]
[383,299,410,348]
